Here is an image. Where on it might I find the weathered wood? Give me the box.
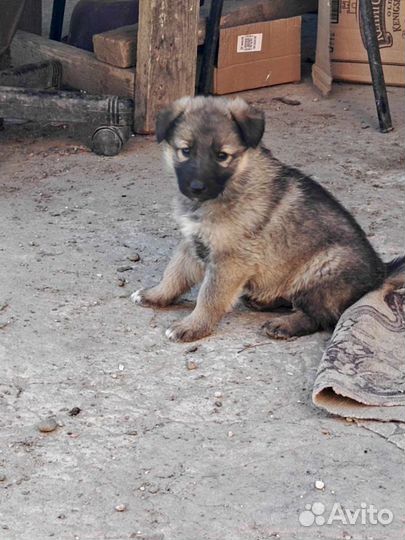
[18,0,42,35]
[219,0,318,28]
[0,87,133,126]
[134,0,200,134]
[0,61,62,89]
[93,19,207,68]
[11,31,135,98]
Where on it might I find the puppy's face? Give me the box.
[156,97,265,202]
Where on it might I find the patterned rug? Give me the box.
[313,287,405,422]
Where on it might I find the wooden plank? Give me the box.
[134,0,200,134]
[93,19,207,68]
[219,0,318,28]
[18,0,42,35]
[11,31,135,98]
[0,87,133,126]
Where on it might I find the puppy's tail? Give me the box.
[383,255,405,295]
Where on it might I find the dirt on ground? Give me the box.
[0,80,404,540]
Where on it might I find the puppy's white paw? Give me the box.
[165,327,177,340]
[165,320,211,342]
[130,289,144,304]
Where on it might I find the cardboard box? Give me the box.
[213,17,301,95]
[331,61,404,86]
[330,0,405,86]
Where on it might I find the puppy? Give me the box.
[131,96,404,342]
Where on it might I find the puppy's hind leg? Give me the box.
[132,241,204,308]
[262,278,351,340]
[262,309,319,340]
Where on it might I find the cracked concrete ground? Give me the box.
[0,80,404,540]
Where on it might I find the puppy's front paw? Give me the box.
[130,289,145,305]
[130,288,170,308]
[130,289,155,307]
[166,319,211,342]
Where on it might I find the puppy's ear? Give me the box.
[229,98,265,148]
[155,97,190,143]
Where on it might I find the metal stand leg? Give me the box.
[49,0,67,41]
[198,0,224,95]
[359,0,393,133]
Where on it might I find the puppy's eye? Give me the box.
[217,151,229,162]
[180,147,191,158]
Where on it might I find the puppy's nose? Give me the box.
[190,180,205,193]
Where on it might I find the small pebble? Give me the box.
[68,407,81,416]
[115,504,127,512]
[118,278,127,287]
[117,265,133,273]
[118,364,125,371]
[228,431,234,438]
[185,345,198,354]
[186,360,197,370]
[128,253,141,262]
[214,391,222,398]
[315,480,325,490]
[37,417,58,433]
[214,401,222,408]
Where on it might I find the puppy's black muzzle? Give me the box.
[175,159,232,202]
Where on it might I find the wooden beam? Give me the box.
[0,87,133,126]
[134,0,200,134]
[11,31,135,98]
[93,19,207,68]
[219,0,318,28]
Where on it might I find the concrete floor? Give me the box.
[0,80,404,540]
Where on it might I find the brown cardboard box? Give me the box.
[331,60,405,85]
[330,0,405,86]
[213,17,301,95]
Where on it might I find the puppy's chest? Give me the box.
[193,236,210,262]
[178,215,213,262]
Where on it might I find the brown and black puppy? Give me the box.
[131,96,404,342]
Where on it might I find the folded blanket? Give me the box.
[313,287,405,422]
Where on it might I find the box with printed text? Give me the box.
[213,17,301,95]
[330,0,405,86]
